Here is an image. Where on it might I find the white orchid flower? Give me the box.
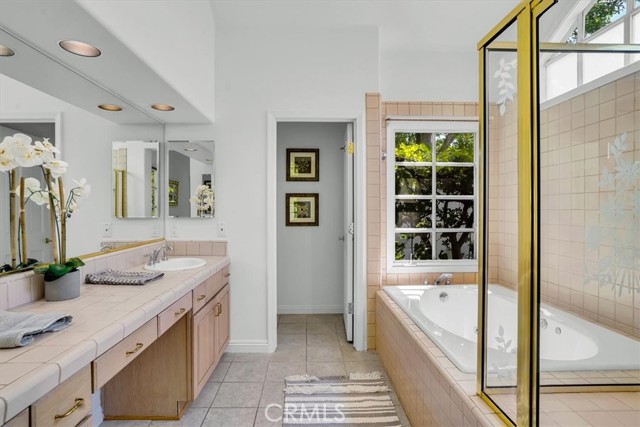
[0,148,18,171]
[16,177,48,205]
[34,139,59,163]
[13,143,42,168]
[43,159,68,179]
[71,178,91,198]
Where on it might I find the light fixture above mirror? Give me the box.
[59,39,102,57]
[151,103,175,111]
[98,104,123,111]
[0,44,15,56]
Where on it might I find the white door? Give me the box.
[343,123,355,341]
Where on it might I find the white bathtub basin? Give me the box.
[384,284,640,373]
[144,257,206,272]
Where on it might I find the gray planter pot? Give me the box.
[45,269,81,301]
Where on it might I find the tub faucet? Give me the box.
[434,273,453,286]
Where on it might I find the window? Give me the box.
[386,121,478,273]
[543,0,638,101]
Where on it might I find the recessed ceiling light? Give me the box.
[184,148,198,152]
[0,44,15,56]
[98,104,123,111]
[151,103,175,111]
[59,40,101,57]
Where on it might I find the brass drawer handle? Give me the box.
[175,307,186,316]
[197,294,206,301]
[214,303,221,316]
[54,398,84,419]
[126,342,144,355]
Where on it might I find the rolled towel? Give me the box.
[0,310,73,348]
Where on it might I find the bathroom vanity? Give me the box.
[0,241,230,426]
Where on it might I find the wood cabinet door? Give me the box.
[192,299,217,398]
[215,285,230,357]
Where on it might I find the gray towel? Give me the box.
[85,269,164,286]
[0,310,73,348]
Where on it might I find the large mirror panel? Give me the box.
[112,141,160,219]
[0,121,56,271]
[167,141,215,218]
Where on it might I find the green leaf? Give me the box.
[44,264,73,282]
[65,257,85,270]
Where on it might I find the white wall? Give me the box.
[277,122,346,314]
[215,26,378,349]
[0,74,165,257]
[380,50,479,101]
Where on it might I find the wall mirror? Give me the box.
[112,141,160,219]
[0,120,57,273]
[167,141,215,218]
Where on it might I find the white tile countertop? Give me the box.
[0,255,230,424]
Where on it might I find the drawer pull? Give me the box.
[54,398,84,419]
[215,303,222,316]
[126,342,144,355]
[175,307,186,316]
[197,294,206,301]
[224,273,231,278]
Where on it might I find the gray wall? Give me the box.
[277,122,346,313]
[168,150,191,218]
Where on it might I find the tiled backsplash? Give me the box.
[0,240,227,311]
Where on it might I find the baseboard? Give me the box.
[226,340,270,353]
[277,305,343,314]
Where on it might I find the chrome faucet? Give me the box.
[100,244,115,251]
[149,243,173,265]
[434,273,453,286]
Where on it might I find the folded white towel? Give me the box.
[0,310,73,348]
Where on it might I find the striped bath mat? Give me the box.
[283,372,402,426]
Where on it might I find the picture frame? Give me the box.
[168,180,179,207]
[286,148,319,181]
[286,193,319,226]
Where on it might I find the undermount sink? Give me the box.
[144,257,206,272]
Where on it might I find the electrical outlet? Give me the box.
[170,222,178,237]
[102,222,112,237]
[218,222,226,237]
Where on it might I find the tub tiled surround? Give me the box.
[365,93,479,350]
[539,72,640,339]
[376,291,503,427]
[0,240,228,312]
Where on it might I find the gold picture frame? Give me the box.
[286,148,319,181]
[286,193,319,226]
[168,180,179,207]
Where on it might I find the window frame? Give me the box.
[386,120,479,274]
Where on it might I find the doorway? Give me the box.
[267,113,365,352]
[276,122,353,340]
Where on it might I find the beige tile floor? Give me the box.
[101,314,410,427]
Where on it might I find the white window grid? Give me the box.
[544,0,639,97]
[386,120,479,273]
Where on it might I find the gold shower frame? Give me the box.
[477,0,640,425]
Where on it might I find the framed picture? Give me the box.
[168,180,179,207]
[286,193,319,226]
[286,148,319,181]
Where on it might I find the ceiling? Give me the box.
[0,0,523,125]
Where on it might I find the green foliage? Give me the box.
[34,257,85,282]
[394,132,475,261]
[585,0,626,37]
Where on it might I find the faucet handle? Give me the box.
[144,253,154,266]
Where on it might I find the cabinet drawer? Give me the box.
[206,271,224,300]
[223,265,230,286]
[93,318,157,389]
[158,292,192,335]
[192,280,208,313]
[75,416,92,427]
[32,366,91,427]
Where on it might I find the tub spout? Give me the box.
[434,273,453,286]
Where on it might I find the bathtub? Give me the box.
[384,285,640,374]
